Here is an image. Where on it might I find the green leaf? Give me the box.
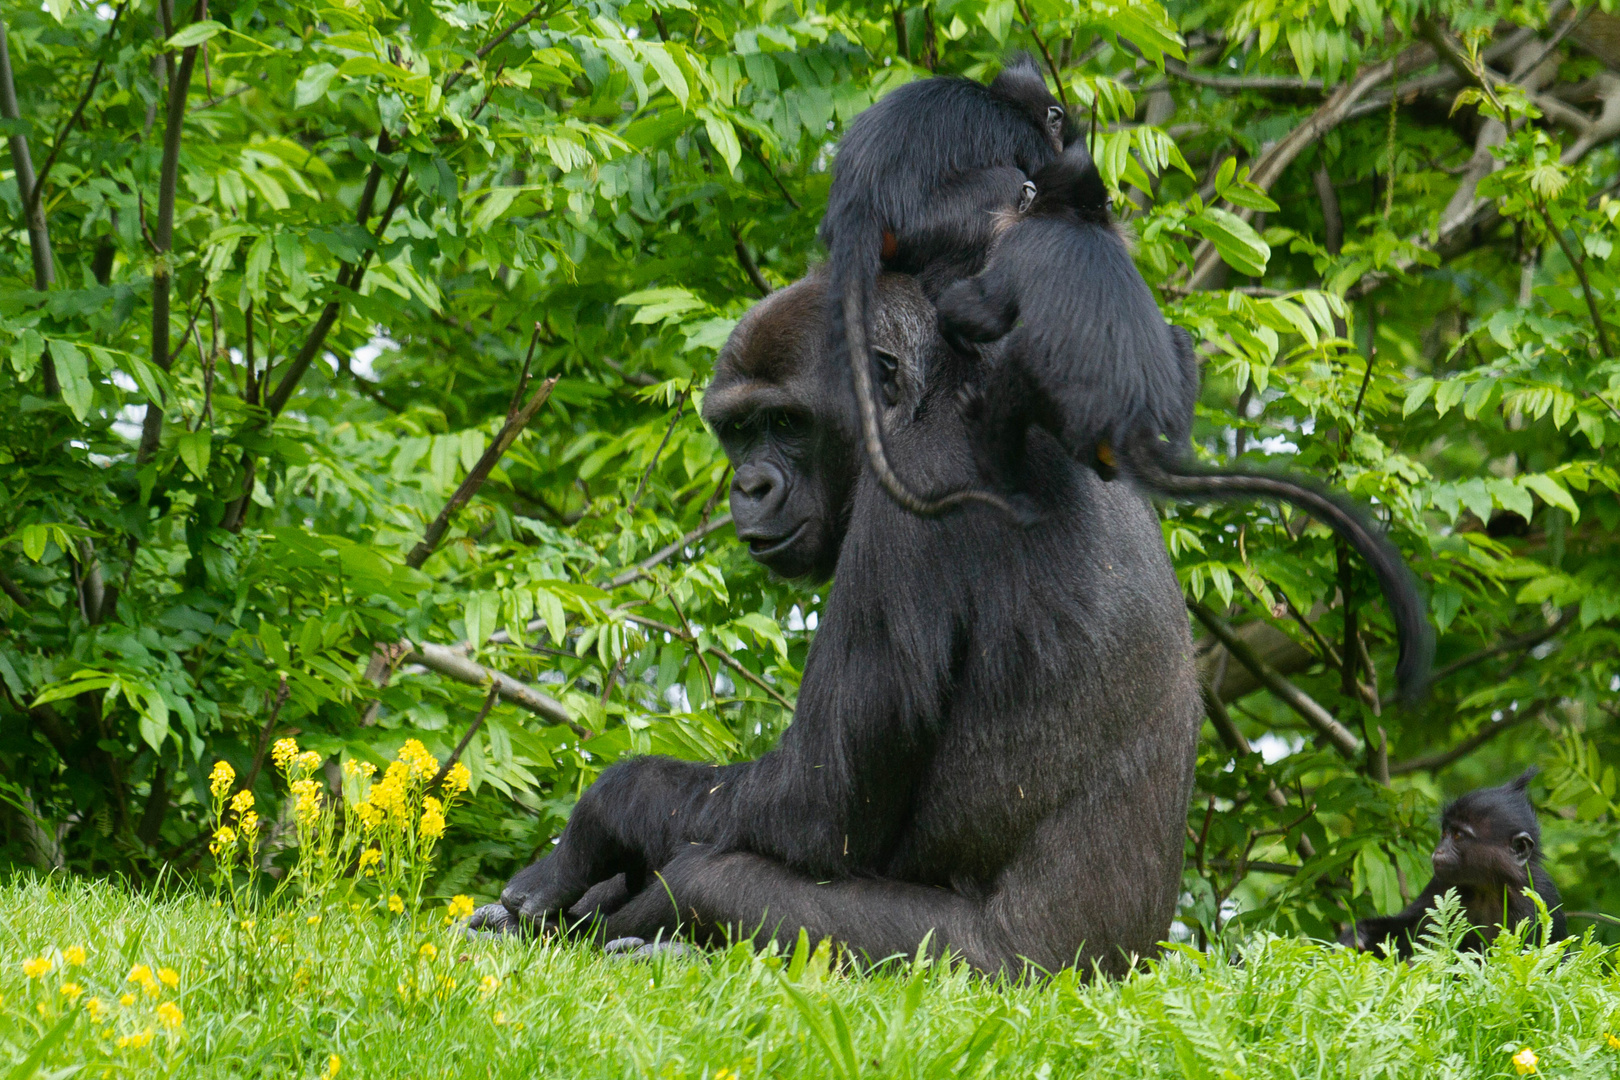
[295,62,339,107]
[178,431,212,479]
[167,19,225,48]
[6,1009,77,1079]
[1193,208,1270,277]
[1521,474,1579,521]
[50,340,93,420]
[703,114,742,175]
[11,329,43,380]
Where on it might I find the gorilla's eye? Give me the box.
[874,348,901,407]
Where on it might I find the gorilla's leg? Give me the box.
[596,846,1014,972]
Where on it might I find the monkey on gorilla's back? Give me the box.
[819,53,1067,515]
[469,271,1203,976]
[1341,769,1567,958]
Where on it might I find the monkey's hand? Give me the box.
[937,277,1017,354]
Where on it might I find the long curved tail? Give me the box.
[827,209,1015,518]
[1122,435,1434,702]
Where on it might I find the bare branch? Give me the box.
[1165,60,1324,91]
[606,513,734,589]
[1189,601,1362,759]
[629,385,690,511]
[406,376,558,569]
[27,2,127,219]
[429,684,499,788]
[0,13,58,393]
[407,640,585,737]
[1389,700,1550,775]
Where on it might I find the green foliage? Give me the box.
[3,876,1620,1075]
[0,0,1617,947]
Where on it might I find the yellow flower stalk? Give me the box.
[117,1028,154,1050]
[443,762,471,797]
[1513,1048,1538,1075]
[64,945,86,966]
[323,1055,342,1078]
[157,967,179,988]
[271,737,299,770]
[230,789,254,814]
[59,982,83,1001]
[156,1001,184,1029]
[118,993,135,1008]
[22,955,52,979]
[418,943,437,962]
[209,760,235,799]
[210,826,236,855]
[388,895,405,914]
[448,894,475,920]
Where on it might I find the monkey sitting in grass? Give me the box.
[1340,769,1567,958]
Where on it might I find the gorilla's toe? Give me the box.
[602,936,646,954]
[605,938,696,961]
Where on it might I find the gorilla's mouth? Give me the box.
[746,521,808,559]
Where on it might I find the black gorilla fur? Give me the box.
[470,273,1202,976]
[1341,769,1567,957]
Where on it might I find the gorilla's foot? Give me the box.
[465,903,527,940]
[603,936,696,961]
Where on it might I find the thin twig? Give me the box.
[623,613,794,711]
[1164,60,1324,91]
[239,676,290,794]
[731,226,771,297]
[629,384,691,511]
[429,684,499,788]
[741,132,801,209]
[606,513,734,589]
[1386,608,1575,706]
[27,1,127,218]
[1537,201,1612,357]
[1189,600,1362,758]
[0,567,31,608]
[668,596,715,704]
[1389,700,1550,775]
[1013,0,1068,107]
[406,375,558,569]
[443,0,549,92]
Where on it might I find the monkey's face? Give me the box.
[1432,815,1535,888]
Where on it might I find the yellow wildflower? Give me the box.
[295,750,323,774]
[1513,1048,1539,1075]
[388,895,405,914]
[443,762,471,796]
[118,993,135,1007]
[156,1001,183,1029]
[239,810,260,840]
[60,982,83,1001]
[419,796,445,841]
[356,800,382,830]
[322,1055,342,1078]
[241,919,256,931]
[493,1011,507,1026]
[342,758,376,779]
[418,943,437,962]
[210,826,236,855]
[64,945,86,966]
[117,1028,154,1050]
[479,975,500,997]
[230,789,254,814]
[291,778,323,825]
[358,849,381,875]
[84,997,104,1021]
[128,964,158,996]
[22,955,52,979]
[448,895,475,920]
[271,737,299,769]
[307,916,322,926]
[157,967,179,988]
[1608,1034,1620,1051]
[209,760,235,799]
[399,738,438,780]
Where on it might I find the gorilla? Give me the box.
[469,271,1201,976]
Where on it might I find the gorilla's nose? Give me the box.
[733,462,782,504]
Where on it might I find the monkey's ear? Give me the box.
[1510,831,1536,863]
[1018,181,1036,214]
[1510,767,1540,792]
[1045,105,1065,140]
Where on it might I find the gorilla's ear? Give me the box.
[874,348,901,407]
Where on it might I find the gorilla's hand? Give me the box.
[466,903,526,937]
[497,854,584,930]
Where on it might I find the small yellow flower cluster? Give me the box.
[210,826,237,855]
[419,796,446,841]
[296,749,323,774]
[1513,1048,1539,1075]
[117,1028,154,1050]
[322,1055,342,1079]
[59,982,83,1001]
[64,945,85,966]
[156,1001,184,1029]
[127,964,160,998]
[444,761,471,797]
[1607,1033,1620,1051]
[399,739,437,781]
[271,737,299,770]
[388,895,405,914]
[209,760,235,800]
[342,759,377,780]
[418,942,438,962]
[158,967,179,988]
[479,975,500,998]
[84,996,105,1022]
[22,955,52,979]
[358,849,382,875]
[447,895,475,920]
[230,789,255,814]
[291,778,323,826]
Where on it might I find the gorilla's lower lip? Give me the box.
[746,522,807,558]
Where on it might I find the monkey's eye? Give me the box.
[874,348,901,407]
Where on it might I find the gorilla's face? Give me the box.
[703,274,935,580]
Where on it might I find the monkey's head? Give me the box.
[704,273,938,579]
[1024,142,1111,226]
[1431,768,1543,888]
[988,52,1069,153]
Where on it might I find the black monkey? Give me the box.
[937,142,1433,698]
[820,54,1067,516]
[1340,769,1567,958]
[471,272,1203,976]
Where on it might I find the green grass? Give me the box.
[2,877,1619,1079]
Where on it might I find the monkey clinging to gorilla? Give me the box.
[935,141,1433,698]
[1341,770,1567,958]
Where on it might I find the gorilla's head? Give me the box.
[702,274,937,579]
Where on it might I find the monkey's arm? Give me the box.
[1340,881,1447,958]
[936,268,1019,353]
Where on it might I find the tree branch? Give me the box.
[1537,200,1613,356]
[27,1,126,220]
[1165,59,1324,91]
[622,613,795,711]
[137,0,206,464]
[1389,700,1550,775]
[731,226,771,297]
[442,0,550,92]
[406,640,585,737]
[428,684,499,788]
[1189,601,1362,758]
[405,375,557,569]
[1013,0,1068,107]
[629,384,690,511]
[0,13,58,393]
[1386,607,1576,706]
[606,513,734,589]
